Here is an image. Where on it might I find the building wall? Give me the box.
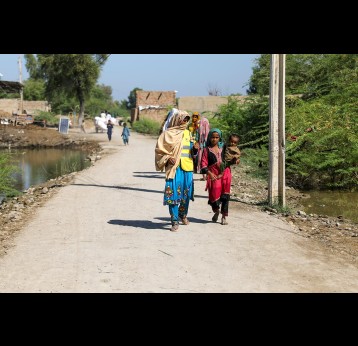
[135,90,176,124]
[133,92,250,125]
[178,95,247,114]
[0,99,50,115]
[136,90,176,107]
[137,108,169,124]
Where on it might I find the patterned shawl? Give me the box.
[155,110,190,179]
[196,116,211,172]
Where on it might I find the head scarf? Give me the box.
[161,108,178,133]
[198,117,210,148]
[155,109,190,179]
[195,116,210,173]
[206,128,224,149]
[188,112,201,133]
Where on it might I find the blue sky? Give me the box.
[0,54,260,101]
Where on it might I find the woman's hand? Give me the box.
[167,157,176,166]
[208,172,218,181]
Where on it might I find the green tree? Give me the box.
[247,54,358,98]
[246,54,271,95]
[23,54,45,101]
[37,54,109,124]
[85,84,114,117]
[127,87,142,109]
[24,54,42,80]
[84,84,130,118]
[23,79,45,100]
[0,153,19,198]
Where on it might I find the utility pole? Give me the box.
[18,54,24,114]
[268,54,286,207]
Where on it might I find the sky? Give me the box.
[0,54,260,102]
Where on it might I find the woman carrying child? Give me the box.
[201,130,239,225]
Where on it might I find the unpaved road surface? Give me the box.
[0,130,357,292]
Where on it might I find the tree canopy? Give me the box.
[127,87,143,109]
[247,54,357,98]
[36,54,109,123]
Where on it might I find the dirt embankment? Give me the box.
[229,163,358,263]
[0,125,357,262]
[0,124,100,151]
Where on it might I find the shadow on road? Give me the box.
[108,216,212,231]
[156,217,212,224]
[132,174,164,179]
[133,171,164,174]
[108,219,169,230]
[72,183,208,199]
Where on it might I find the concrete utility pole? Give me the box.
[268,54,286,207]
[18,54,24,114]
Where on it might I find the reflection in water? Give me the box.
[300,190,358,223]
[2,148,91,192]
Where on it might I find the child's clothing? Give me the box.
[224,145,241,167]
[107,122,113,141]
[121,126,130,145]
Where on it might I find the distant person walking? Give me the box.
[121,122,130,145]
[107,120,114,141]
[155,109,199,232]
[81,119,86,133]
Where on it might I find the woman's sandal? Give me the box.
[221,217,228,225]
[180,216,190,225]
[170,223,179,232]
[212,211,220,222]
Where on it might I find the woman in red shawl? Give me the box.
[200,128,232,225]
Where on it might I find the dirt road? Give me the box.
[0,130,357,292]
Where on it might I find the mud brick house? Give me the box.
[131,90,176,124]
[0,80,50,117]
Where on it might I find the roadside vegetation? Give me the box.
[0,153,20,198]
[213,54,358,191]
[131,118,161,136]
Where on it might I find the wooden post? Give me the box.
[18,55,24,114]
[268,54,286,207]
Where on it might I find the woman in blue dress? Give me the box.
[155,109,199,232]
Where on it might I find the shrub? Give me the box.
[0,153,20,198]
[132,118,161,136]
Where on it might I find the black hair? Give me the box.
[229,133,240,141]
